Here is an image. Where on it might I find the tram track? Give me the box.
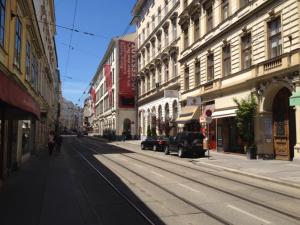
[74,138,233,225]
[81,138,300,223]
[86,137,300,200]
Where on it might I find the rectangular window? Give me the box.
[31,55,36,87]
[183,0,188,8]
[172,20,177,41]
[164,0,168,15]
[184,67,189,91]
[172,56,177,77]
[112,68,115,84]
[195,61,200,86]
[221,0,229,21]
[151,41,155,58]
[183,28,189,49]
[147,74,150,91]
[0,0,6,47]
[14,17,22,68]
[164,28,169,46]
[241,33,252,69]
[240,0,250,8]
[157,35,161,51]
[268,17,282,58]
[158,66,161,84]
[223,45,231,76]
[25,41,31,81]
[152,71,155,89]
[152,15,155,31]
[146,23,150,37]
[207,53,214,81]
[194,18,200,41]
[164,61,169,82]
[158,8,161,23]
[206,5,213,32]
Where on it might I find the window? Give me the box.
[241,33,252,69]
[14,17,22,68]
[152,70,155,89]
[172,19,177,41]
[152,15,155,31]
[31,55,37,87]
[0,0,6,47]
[183,27,189,49]
[268,17,282,58]
[164,27,169,46]
[184,67,189,91]
[151,40,155,58]
[147,74,150,91]
[158,66,162,84]
[195,61,200,86]
[157,34,161,51]
[172,56,177,77]
[164,0,168,15]
[146,23,150,37]
[146,46,150,62]
[223,44,231,76]
[240,0,250,8]
[193,18,200,41]
[164,61,169,82]
[25,41,31,81]
[221,0,229,21]
[207,53,214,81]
[112,68,115,84]
[183,0,188,9]
[158,7,161,23]
[206,5,213,32]
[138,34,141,47]
[142,29,145,42]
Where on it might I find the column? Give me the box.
[294,83,300,161]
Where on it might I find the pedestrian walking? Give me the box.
[55,133,63,153]
[48,131,55,156]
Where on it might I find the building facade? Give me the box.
[60,97,82,132]
[0,0,59,183]
[176,0,300,160]
[132,0,181,140]
[91,33,137,138]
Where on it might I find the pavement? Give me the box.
[109,139,300,189]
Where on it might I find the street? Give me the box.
[65,137,300,225]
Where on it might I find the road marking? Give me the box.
[150,171,164,178]
[227,204,271,224]
[178,183,199,193]
[134,163,143,169]
[287,164,300,168]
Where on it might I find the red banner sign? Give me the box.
[104,64,112,105]
[118,40,136,108]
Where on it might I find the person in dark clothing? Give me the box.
[55,134,63,153]
[48,131,55,156]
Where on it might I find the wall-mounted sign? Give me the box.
[187,96,202,106]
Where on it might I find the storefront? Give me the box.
[176,106,201,132]
[0,70,40,179]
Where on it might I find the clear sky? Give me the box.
[55,0,136,107]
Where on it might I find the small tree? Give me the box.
[233,95,257,149]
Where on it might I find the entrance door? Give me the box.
[273,88,295,160]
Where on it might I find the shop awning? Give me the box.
[0,70,40,119]
[212,108,236,119]
[176,106,201,124]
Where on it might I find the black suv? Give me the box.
[164,132,205,158]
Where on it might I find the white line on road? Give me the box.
[150,171,164,178]
[178,183,199,193]
[134,163,143,169]
[227,204,271,224]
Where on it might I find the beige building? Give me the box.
[132,0,181,139]
[91,33,137,138]
[176,0,300,160]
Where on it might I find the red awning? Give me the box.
[0,70,40,119]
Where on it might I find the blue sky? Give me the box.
[55,0,136,106]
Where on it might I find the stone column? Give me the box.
[294,84,300,161]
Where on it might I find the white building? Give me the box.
[132,0,181,139]
[60,98,82,131]
[92,33,137,138]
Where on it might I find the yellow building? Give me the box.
[0,0,59,184]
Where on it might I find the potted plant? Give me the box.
[233,95,258,159]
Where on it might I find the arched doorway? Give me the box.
[272,87,296,160]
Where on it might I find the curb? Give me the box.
[89,138,300,189]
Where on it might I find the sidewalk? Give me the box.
[0,149,87,225]
[115,140,300,189]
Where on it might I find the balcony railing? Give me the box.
[264,57,282,71]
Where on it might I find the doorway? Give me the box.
[272,87,296,160]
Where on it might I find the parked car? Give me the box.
[164,132,205,158]
[141,136,168,151]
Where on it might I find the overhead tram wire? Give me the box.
[65,0,79,75]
